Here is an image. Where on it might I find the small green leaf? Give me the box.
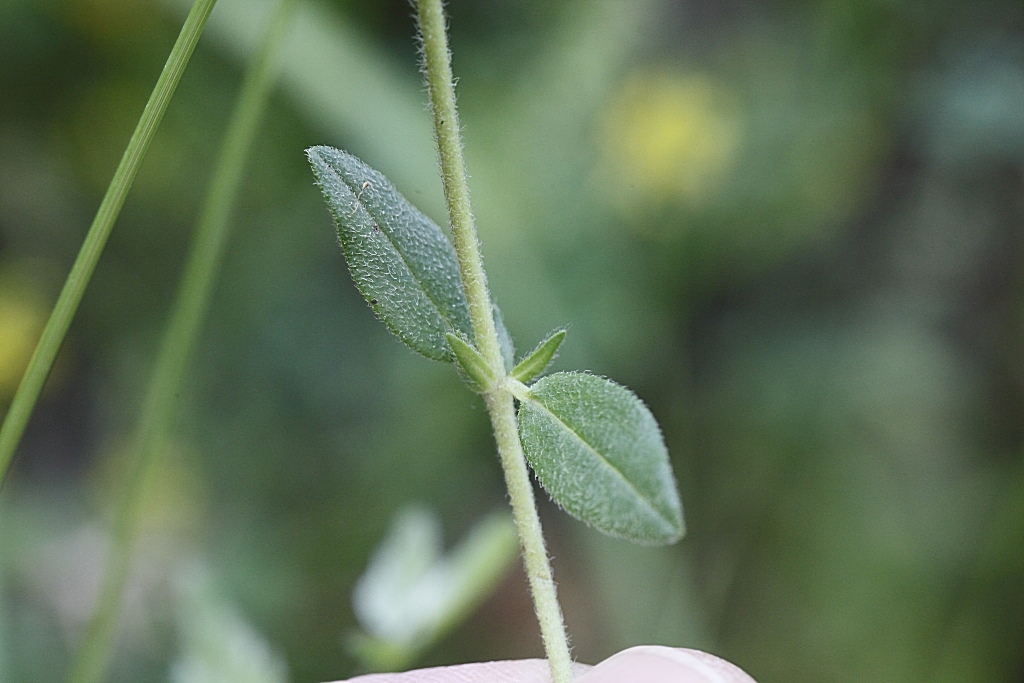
[307,146,472,361]
[518,372,684,545]
[446,333,496,392]
[511,329,566,384]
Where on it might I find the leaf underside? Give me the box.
[307,145,472,362]
[518,372,684,545]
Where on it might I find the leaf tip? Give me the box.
[305,144,331,168]
[661,513,686,545]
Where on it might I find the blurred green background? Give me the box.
[2,0,1023,681]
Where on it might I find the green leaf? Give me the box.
[446,333,496,392]
[512,329,566,384]
[518,372,684,545]
[307,146,472,361]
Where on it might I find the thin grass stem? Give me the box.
[65,2,299,681]
[0,0,219,490]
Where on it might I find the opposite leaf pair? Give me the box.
[307,146,684,546]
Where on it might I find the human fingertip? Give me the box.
[577,645,758,683]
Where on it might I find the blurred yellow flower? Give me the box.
[600,70,742,209]
[0,284,48,401]
[90,438,209,538]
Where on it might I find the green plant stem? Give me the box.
[485,390,574,682]
[416,0,501,371]
[0,0,219,491]
[416,1,574,681]
[65,2,299,682]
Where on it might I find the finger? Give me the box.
[578,646,758,683]
[329,659,592,683]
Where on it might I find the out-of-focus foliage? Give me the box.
[348,506,518,672]
[1,0,1022,682]
[171,565,288,683]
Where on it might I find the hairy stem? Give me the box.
[66,2,298,681]
[0,0,219,490]
[486,390,575,682]
[416,1,574,681]
[416,0,500,370]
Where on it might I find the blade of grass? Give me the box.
[0,0,220,490]
[66,1,300,681]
